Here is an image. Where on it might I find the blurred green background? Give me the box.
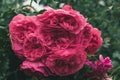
[0,0,120,80]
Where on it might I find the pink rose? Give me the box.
[39,25,78,50]
[46,48,87,76]
[79,23,93,48]
[86,55,113,72]
[9,14,39,59]
[85,28,103,54]
[23,33,46,61]
[37,5,87,51]
[9,5,104,78]
[86,55,113,79]
[20,60,52,77]
[37,5,87,34]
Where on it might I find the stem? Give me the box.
[30,0,34,7]
[21,5,38,12]
[32,76,38,80]
[87,55,98,61]
[110,66,120,76]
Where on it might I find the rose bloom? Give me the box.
[23,33,46,61]
[46,48,87,76]
[20,60,52,77]
[85,28,103,54]
[39,25,78,50]
[37,5,87,50]
[9,14,39,59]
[79,23,93,48]
[86,55,113,73]
[86,54,113,79]
[37,5,87,34]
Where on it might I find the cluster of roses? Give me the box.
[9,5,103,77]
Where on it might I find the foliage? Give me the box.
[0,0,120,80]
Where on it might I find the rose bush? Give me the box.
[9,5,104,77]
